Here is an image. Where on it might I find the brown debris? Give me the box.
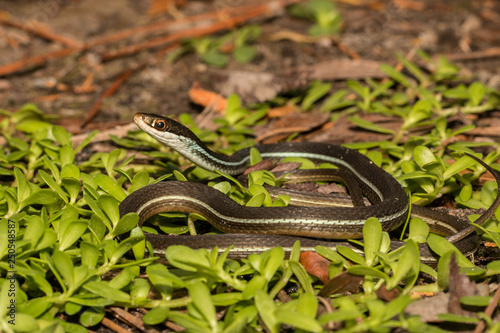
[448,254,479,316]
[0,12,83,48]
[255,111,330,144]
[300,252,331,284]
[317,271,364,298]
[81,67,136,128]
[189,83,227,114]
[0,47,78,77]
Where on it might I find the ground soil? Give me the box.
[1,0,499,132]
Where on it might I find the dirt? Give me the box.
[0,0,499,132]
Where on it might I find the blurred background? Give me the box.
[0,0,499,133]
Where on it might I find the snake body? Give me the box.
[119,113,500,262]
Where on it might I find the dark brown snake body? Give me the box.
[119,113,500,263]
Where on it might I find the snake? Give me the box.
[119,112,500,263]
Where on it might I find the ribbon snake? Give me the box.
[119,113,500,263]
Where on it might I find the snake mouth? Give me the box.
[134,112,154,129]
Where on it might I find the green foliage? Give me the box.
[167,25,262,67]
[288,0,343,36]
[2,53,500,332]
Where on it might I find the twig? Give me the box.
[441,47,500,62]
[109,307,160,333]
[0,12,82,48]
[101,0,300,61]
[101,317,130,333]
[0,47,77,77]
[100,20,237,61]
[256,126,312,143]
[155,41,182,58]
[473,284,500,333]
[0,0,300,77]
[81,68,136,128]
[87,0,299,48]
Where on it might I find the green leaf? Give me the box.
[61,163,80,179]
[302,81,331,110]
[319,309,362,324]
[19,189,60,211]
[15,167,30,203]
[202,50,229,68]
[53,250,75,291]
[143,306,170,325]
[337,245,365,265]
[56,320,87,333]
[83,281,131,303]
[23,215,45,246]
[212,181,232,194]
[246,192,266,207]
[347,266,390,280]
[233,45,257,63]
[255,289,279,333]
[59,145,75,166]
[437,313,480,323]
[460,295,491,307]
[38,169,68,203]
[248,184,272,207]
[81,241,99,269]
[34,229,57,252]
[380,64,411,87]
[65,302,82,316]
[112,213,139,237]
[95,174,126,201]
[408,218,429,243]
[189,281,217,330]
[442,155,478,180]
[62,178,81,203]
[388,239,419,290]
[413,146,437,168]
[468,81,486,106]
[98,195,120,227]
[427,234,474,268]
[146,264,181,300]
[8,313,39,331]
[250,147,262,165]
[261,247,284,281]
[363,217,382,266]
[75,130,99,152]
[52,126,72,146]
[110,235,145,264]
[275,308,322,332]
[130,278,150,303]
[165,245,212,272]
[59,220,88,251]
[459,184,473,202]
[108,267,136,290]
[348,116,395,135]
[129,171,151,193]
[21,297,52,318]
[173,170,187,181]
[396,53,429,86]
[405,100,432,128]
[15,119,52,133]
[80,307,106,327]
[289,261,314,294]
[243,275,267,300]
[383,295,412,321]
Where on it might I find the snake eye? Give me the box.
[154,120,167,131]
